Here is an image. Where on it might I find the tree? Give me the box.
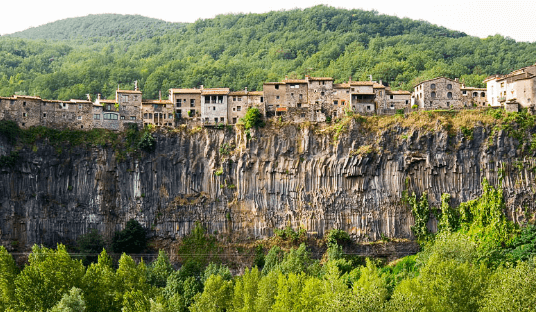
[81,249,120,312]
[50,287,86,312]
[112,219,147,254]
[147,250,174,288]
[14,244,85,311]
[76,228,105,265]
[189,275,233,312]
[0,246,18,311]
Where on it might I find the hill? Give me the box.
[0,5,535,100]
[8,14,183,42]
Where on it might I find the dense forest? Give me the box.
[1,178,536,311]
[1,5,535,101]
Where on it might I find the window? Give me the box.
[213,107,215,110]
[447,92,453,99]
[144,113,148,119]
[77,116,82,120]
[149,113,153,119]
[103,113,118,120]
[260,97,264,102]
[130,116,136,120]
[447,84,452,90]
[463,90,467,95]
[81,125,84,129]
[10,100,14,105]
[351,88,355,91]
[205,96,210,103]
[233,108,236,112]
[78,104,82,109]
[320,92,325,96]
[390,95,394,99]
[275,85,279,90]
[190,99,195,107]
[297,103,301,108]
[120,116,125,120]
[333,100,338,105]
[23,102,26,106]
[106,104,112,111]
[233,96,237,101]
[121,95,128,102]
[472,92,478,97]
[214,118,218,122]
[299,94,303,100]
[220,117,224,122]
[301,113,305,118]
[390,104,394,109]
[237,106,241,111]
[501,82,505,88]
[481,92,485,97]
[291,93,294,96]
[430,84,436,90]
[238,97,242,101]
[43,113,47,118]
[233,117,237,124]
[322,81,325,85]
[176,111,181,119]
[23,113,27,117]
[346,90,349,94]
[431,92,436,98]
[168,114,173,119]
[367,106,371,111]
[379,91,382,96]
[276,96,280,100]
[176,99,182,107]
[405,100,409,104]
[217,96,223,103]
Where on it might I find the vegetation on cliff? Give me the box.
[1,182,536,311]
[1,6,536,100]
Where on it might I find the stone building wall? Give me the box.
[414,77,462,109]
[169,89,202,121]
[263,83,286,116]
[201,89,229,124]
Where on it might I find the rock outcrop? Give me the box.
[0,120,534,250]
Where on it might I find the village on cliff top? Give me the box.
[1,63,535,132]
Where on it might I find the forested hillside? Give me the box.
[8,14,183,42]
[1,5,536,100]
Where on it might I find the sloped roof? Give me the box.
[169,88,202,94]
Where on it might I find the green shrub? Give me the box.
[138,131,156,152]
[0,120,20,145]
[326,229,351,247]
[240,107,265,130]
[112,219,147,254]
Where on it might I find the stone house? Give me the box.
[228,89,265,124]
[262,82,287,117]
[94,89,142,130]
[413,77,463,109]
[0,96,44,128]
[349,81,377,114]
[460,87,487,107]
[142,99,174,128]
[384,90,411,111]
[485,63,536,108]
[201,88,229,124]
[169,88,202,122]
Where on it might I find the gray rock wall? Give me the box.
[0,120,534,250]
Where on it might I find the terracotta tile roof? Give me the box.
[349,81,375,86]
[228,91,248,96]
[98,99,117,104]
[276,107,288,112]
[117,89,142,94]
[14,95,42,100]
[373,83,386,89]
[263,82,286,85]
[283,79,307,84]
[201,88,230,95]
[460,87,486,91]
[142,100,172,104]
[387,90,411,95]
[0,96,15,100]
[248,91,263,96]
[333,83,350,88]
[307,77,333,81]
[169,88,202,94]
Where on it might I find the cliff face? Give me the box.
[0,119,534,250]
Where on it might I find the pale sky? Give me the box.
[1,0,536,42]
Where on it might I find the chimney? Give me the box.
[86,94,91,101]
[379,80,383,86]
[159,90,162,101]
[285,75,288,80]
[200,85,204,90]
[349,76,352,83]
[97,94,101,101]
[245,87,248,94]
[134,80,138,91]
[455,78,459,82]
[369,75,373,82]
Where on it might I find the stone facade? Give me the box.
[485,64,536,109]
[201,88,229,124]
[142,100,174,127]
[413,77,466,109]
[169,88,202,122]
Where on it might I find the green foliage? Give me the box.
[14,244,85,311]
[503,224,536,263]
[0,151,19,168]
[50,287,86,312]
[189,275,233,312]
[273,226,307,243]
[0,246,18,311]
[112,219,147,254]
[82,249,120,312]
[177,221,221,266]
[240,107,264,131]
[76,228,105,265]
[138,131,156,152]
[411,104,418,109]
[437,193,459,233]
[253,245,265,268]
[147,250,174,288]
[407,191,431,239]
[459,178,517,256]
[202,263,232,284]
[214,168,223,176]
[395,108,405,115]
[0,120,20,145]
[326,229,351,247]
